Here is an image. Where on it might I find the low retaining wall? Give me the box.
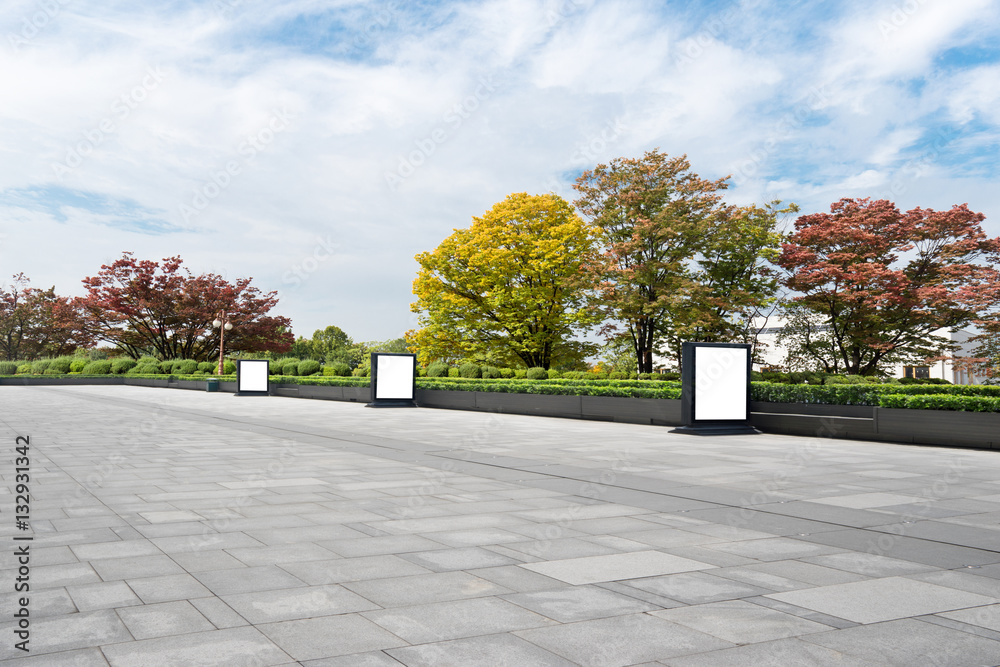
[2,377,996,450]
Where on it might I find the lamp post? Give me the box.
[212,311,233,375]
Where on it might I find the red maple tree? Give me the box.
[76,253,293,360]
[0,273,91,359]
[778,198,1000,375]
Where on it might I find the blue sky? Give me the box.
[1,0,999,342]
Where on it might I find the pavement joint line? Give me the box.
[23,385,1000,563]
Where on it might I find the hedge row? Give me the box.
[878,394,1000,412]
[751,382,1000,406]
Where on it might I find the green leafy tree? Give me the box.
[410,192,598,369]
[313,325,353,364]
[573,150,730,373]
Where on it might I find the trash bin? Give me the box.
[206,378,219,392]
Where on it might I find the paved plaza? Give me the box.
[3,385,1000,665]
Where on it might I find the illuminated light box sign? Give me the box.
[236,359,270,396]
[671,342,759,436]
[367,353,417,408]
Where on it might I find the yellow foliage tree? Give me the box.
[410,193,599,369]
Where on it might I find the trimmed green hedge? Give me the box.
[878,394,1000,412]
[751,382,1000,406]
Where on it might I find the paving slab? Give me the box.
[765,576,1000,624]
[519,550,714,585]
[5,385,1000,665]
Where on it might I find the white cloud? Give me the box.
[0,0,998,341]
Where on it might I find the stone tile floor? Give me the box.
[1,385,1000,665]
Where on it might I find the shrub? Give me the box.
[198,362,216,373]
[44,368,62,375]
[588,371,609,380]
[82,360,113,375]
[223,361,236,374]
[656,372,680,381]
[160,360,177,374]
[70,359,87,373]
[426,362,450,378]
[298,359,321,376]
[278,358,300,375]
[459,363,481,378]
[447,367,459,377]
[111,358,137,374]
[31,359,52,374]
[192,370,207,376]
[16,364,31,374]
[879,393,1000,412]
[48,357,73,373]
[561,371,584,380]
[547,369,562,379]
[323,362,352,377]
[352,366,370,377]
[499,368,515,379]
[0,361,17,375]
[174,359,199,375]
[526,367,548,380]
[481,366,502,379]
[638,373,652,380]
[608,371,627,380]
[514,369,527,379]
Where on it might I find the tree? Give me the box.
[312,325,353,363]
[0,273,90,360]
[410,192,598,369]
[573,149,731,373]
[675,201,796,357]
[778,198,1000,375]
[77,252,293,360]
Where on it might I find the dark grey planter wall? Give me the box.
[415,390,683,426]
[0,377,124,386]
[877,408,1000,449]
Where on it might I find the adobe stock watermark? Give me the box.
[731,85,829,186]
[179,107,293,223]
[51,66,166,178]
[673,0,762,70]
[877,126,958,201]
[282,235,338,287]
[545,0,588,29]
[353,1,401,49]
[571,117,627,165]
[384,75,499,191]
[878,0,927,39]
[7,0,72,52]
[213,0,243,20]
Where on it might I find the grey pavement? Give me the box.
[1,385,1000,665]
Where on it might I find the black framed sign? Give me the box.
[671,342,759,435]
[236,359,270,396]
[367,353,417,408]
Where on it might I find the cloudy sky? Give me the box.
[1,0,998,342]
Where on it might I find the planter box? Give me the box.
[272,383,370,402]
[476,392,582,418]
[0,376,124,386]
[415,389,477,410]
[581,395,682,425]
[877,408,1000,449]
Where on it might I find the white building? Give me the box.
[752,319,985,385]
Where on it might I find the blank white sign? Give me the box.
[694,347,748,421]
[238,360,269,392]
[374,355,415,400]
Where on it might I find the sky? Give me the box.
[1,0,999,343]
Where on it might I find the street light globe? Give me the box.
[224,322,233,331]
[212,319,222,328]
